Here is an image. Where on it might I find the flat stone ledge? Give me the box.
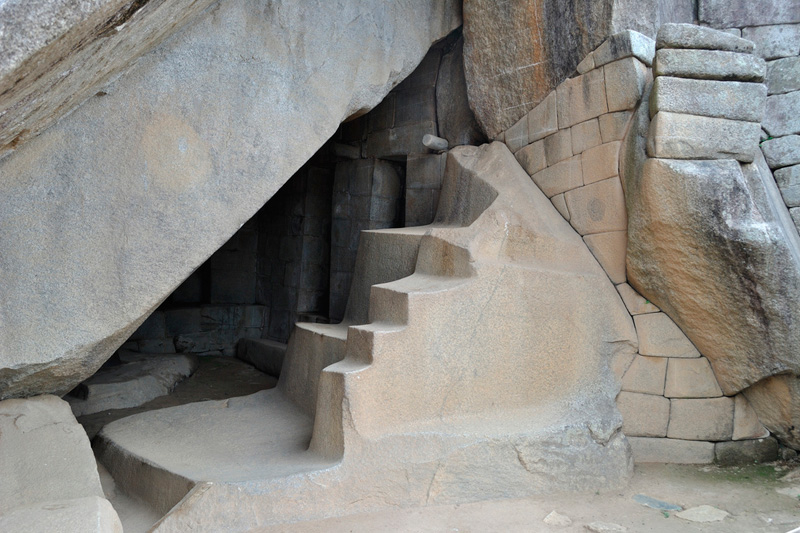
[647,111,761,162]
[593,30,655,68]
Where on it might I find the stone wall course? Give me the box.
[654,49,766,82]
[617,391,670,437]
[621,355,667,395]
[604,57,649,112]
[564,176,627,235]
[664,357,724,398]
[742,24,800,60]
[667,397,734,441]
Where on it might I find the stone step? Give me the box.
[236,338,287,378]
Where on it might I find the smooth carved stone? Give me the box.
[505,114,530,153]
[544,129,573,165]
[551,193,570,221]
[621,355,667,395]
[667,397,734,441]
[593,30,656,68]
[616,283,660,315]
[775,165,800,208]
[571,119,602,155]
[699,0,800,29]
[0,496,123,533]
[762,135,800,169]
[654,49,766,82]
[647,112,761,162]
[564,177,627,235]
[634,313,700,358]
[628,437,714,464]
[766,57,800,95]
[527,91,558,143]
[742,25,800,60]
[599,111,633,143]
[656,23,755,53]
[650,77,767,123]
[557,68,609,129]
[583,141,621,185]
[664,357,723,399]
[577,52,596,74]
[714,439,779,466]
[604,57,649,113]
[764,92,800,138]
[617,391,669,437]
[531,156,583,197]
[584,230,627,284]
[515,140,546,175]
[732,394,770,441]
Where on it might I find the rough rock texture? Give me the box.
[698,0,800,29]
[744,375,800,450]
[0,0,461,399]
[656,23,755,53]
[0,496,122,533]
[0,0,219,158]
[625,156,800,396]
[435,35,486,147]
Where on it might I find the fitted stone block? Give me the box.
[599,111,633,142]
[406,153,446,190]
[762,135,800,169]
[584,230,627,284]
[527,91,558,143]
[556,68,608,129]
[647,112,761,162]
[664,357,723,398]
[617,392,670,437]
[515,140,546,175]
[699,0,800,29]
[593,30,655,68]
[764,92,800,138]
[505,114,529,153]
[667,397,734,441]
[582,142,621,185]
[651,77,766,123]
[656,23,755,53]
[775,165,800,207]
[654,49,766,82]
[616,283,660,315]
[164,308,202,337]
[733,393,770,440]
[576,53,595,75]
[551,193,569,221]
[531,156,583,198]
[604,58,648,112]
[715,438,779,466]
[628,437,715,464]
[742,24,800,60]
[766,57,800,95]
[543,129,573,165]
[570,119,601,155]
[565,177,627,235]
[621,355,667,395]
[635,312,700,358]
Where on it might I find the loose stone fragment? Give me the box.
[543,510,572,526]
[675,505,729,523]
[585,522,627,532]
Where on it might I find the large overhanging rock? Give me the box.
[0,0,461,400]
[461,0,693,138]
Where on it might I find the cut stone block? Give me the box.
[775,165,800,207]
[612,351,637,382]
[628,437,715,464]
[733,393,770,440]
[616,283,660,315]
[654,49,766,82]
[593,30,656,68]
[647,112,761,162]
[556,68,608,129]
[742,24,800,60]
[634,312,700,358]
[714,438,779,466]
[699,0,800,29]
[543,129,573,165]
[764,91,800,138]
[792,207,800,229]
[584,230,627,283]
[762,135,800,169]
[582,141,621,185]
[577,52,596,75]
[531,155,583,197]
[505,114,529,153]
[565,177,627,235]
[0,496,123,533]
[164,307,203,336]
[515,140,546,175]
[571,119,601,155]
[656,23,755,53]
[406,153,446,189]
[651,77,767,123]
[551,193,570,221]
[599,111,633,143]
[621,355,667,395]
[667,397,734,441]
[617,391,670,437]
[237,338,287,377]
[664,357,723,398]
[527,91,558,143]
[604,57,648,112]
[766,57,800,95]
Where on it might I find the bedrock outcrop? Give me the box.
[0,0,460,399]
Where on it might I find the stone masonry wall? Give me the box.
[498,29,776,464]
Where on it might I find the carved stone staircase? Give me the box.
[95,142,637,531]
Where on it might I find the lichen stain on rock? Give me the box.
[139,114,212,193]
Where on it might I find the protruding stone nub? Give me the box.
[422,134,448,152]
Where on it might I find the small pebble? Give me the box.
[585,522,627,532]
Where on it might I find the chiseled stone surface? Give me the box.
[664,357,723,398]
[742,24,800,61]
[699,0,800,29]
[527,91,558,143]
[766,57,800,95]
[531,156,583,197]
[714,438,779,466]
[616,283,660,315]
[775,165,800,207]
[505,114,530,153]
[582,141,621,185]
[571,119,602,155]
[654,49,766,83]
[628,437,715,464]
[617,391,669,437]
[515,140,546,175]
[544,129,574,165]
[564,177,627,235]
[621,355,667,395]
[604,57,649,113]
[650,77,767,123]
[656,23,755,53]
[667,397,734,441]
[0,0,461,399]
[732,394,770,441]
[557,68,609,129]
[762,135,800,169]
[584,230,627,284]
[764,91,800,138]
[0,496,122,533]
[647,111,761,162]
[634,313,700,358]
[599,111,633,143]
